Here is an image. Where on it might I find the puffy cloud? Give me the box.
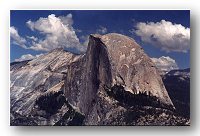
[26,36,38,41]
[80,35,89,46]
[10,26,27,49]
[75,29,82,33]
[15,54,43,62]
[59,14,74,26]
[96,26,108,34]
[135,20,190,53]
[26,20,34,31]
[26,14,85,52]
[11,14,86,53]
[151,56,179,73]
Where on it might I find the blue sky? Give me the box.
[10,10,190,70]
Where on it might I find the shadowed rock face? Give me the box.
[63,33,174,125]
[10,33,176,126]
[162,68,190,118]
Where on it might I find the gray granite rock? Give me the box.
[10,33,178,126]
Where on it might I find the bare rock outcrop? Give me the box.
[63,33,174,125]
[10,33,177,126]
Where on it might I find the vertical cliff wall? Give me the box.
[63,33,174,125]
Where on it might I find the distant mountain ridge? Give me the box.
[162,68,190,118]
[165,68,190,78]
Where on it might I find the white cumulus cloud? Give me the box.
[135,20,190,53]
[26,36,38,42]
[11,14,86,53]
[96,26,108,34]
[26,14,85,52]
[10,26,27,49]
[80,35,90,46]
[15,54,43,62]
[151,56,179,73]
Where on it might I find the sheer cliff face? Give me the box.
[10,33,174,126]
[66,34,173,107]
[63,33,174,124]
